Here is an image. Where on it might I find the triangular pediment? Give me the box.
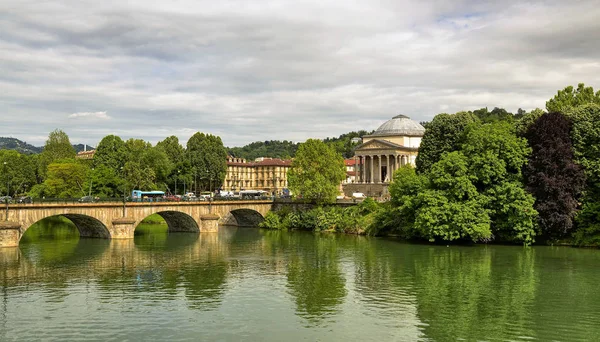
[355,139,403,151]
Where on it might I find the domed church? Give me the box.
[344,114,425,197]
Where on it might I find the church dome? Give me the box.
[370,114,425,137]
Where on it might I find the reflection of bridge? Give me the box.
[0,200,274,247]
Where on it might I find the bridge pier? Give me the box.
[110,218,136,239]
[200,214,220,232]
[0,221,22,248]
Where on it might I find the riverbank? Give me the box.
[262,201,599,248]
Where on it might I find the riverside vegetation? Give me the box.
[263,84,600,247]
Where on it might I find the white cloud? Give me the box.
[0,0,599,147]
[68,111,111,119]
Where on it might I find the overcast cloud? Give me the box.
[1,0,599,147]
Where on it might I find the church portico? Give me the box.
[344,115,425,197]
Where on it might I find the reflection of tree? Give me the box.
[532,247,600,341]
[412,246,537,341]
[181,258,228,311]
[286,234,347,324]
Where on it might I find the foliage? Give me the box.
[228,140,299,160]
[186,132,228,192]
[287,139,346,204]
[0,150,37,196]
[566,104,600,245]
[38,129,76,179]
[322,130,372,158]
[156,136,184,164]
[36,159,89,198]
[546,83,600,113]
[415,111,479,173]
[390,122,537,245]
[94,135,127,170]
[523,112,585,240]
[515,108,545,136]
[85,165,121,197]
[0,137,42,154]
[261,200,380,234]
[386,165,427,235]
[473,107,516,123]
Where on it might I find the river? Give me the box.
[1,217,600,341]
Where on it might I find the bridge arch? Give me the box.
[221,209,265,227]
[20,214,111,242]
[138,211,200,233]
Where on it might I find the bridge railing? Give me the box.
[5,196,276,205]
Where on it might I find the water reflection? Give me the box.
[1,222,600,341]
[285,233,347,324]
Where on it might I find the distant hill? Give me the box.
[227,130,374,160]
[73,144,95,153]
[0,137,94,154]
[0,137,42,154]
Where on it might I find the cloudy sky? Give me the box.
[1,0,599,147]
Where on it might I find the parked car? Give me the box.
[336,195,345,200]
[17,196,32,204]
[352,192,366,199]
[0,196,12,203]
[78,195,94,203]
[165,195,181,202]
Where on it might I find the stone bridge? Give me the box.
[0,200,274,247]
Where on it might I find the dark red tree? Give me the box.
[524,112,586,240]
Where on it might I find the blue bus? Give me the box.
[131,190,165,202]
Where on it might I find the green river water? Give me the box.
[1,217,600,341]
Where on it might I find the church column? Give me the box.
[370,155,374,184]
[378,155,382,183]
[386,155,390,182]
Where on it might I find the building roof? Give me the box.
[344,159,356,166]
[366,114,425,138]
[227,158,291,167]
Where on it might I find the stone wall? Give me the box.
[342,183,389,198]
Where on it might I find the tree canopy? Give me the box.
[391,121,537,244]
[38,129,76,179]
[523,112,585,240]
[546,83,600,113]
[287,139,346,204]
[186,132,228,192]
[415,111,479,174]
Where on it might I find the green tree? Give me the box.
[156,136,184,164]
[85,165,121,197]
[93,135,127,170]
[546,83,600,113]
[287,139,345,204]
[36,159,89,198]
[472,107,515,123]
[186,133,227,192]
[415,111,479,173]
[414,152,492,242]
[38,129,76,179]
[567,104,600,245]
[391,122,537,244]
[0,150,37,196]
[515,108,545,136]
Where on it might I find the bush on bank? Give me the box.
[259,198,380,234]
